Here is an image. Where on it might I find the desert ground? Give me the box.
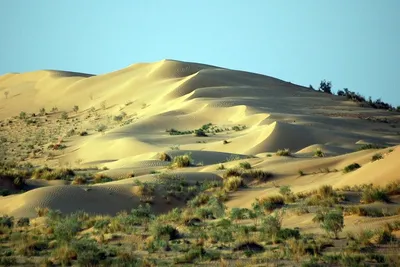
[0,59,399,266]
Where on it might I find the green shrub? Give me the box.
[315,209,344,239]
[158,152,171,161]
[343,163,361,173]
[239,162,251,170]
[256,195,285,212]
[279,186,292,196]
[358,144,386,150]
[223,176,244,191]
[174,245,206,264]
[60,111,68,120]
[223,168,242,178]
[53,215,81,243]
[361,187,390,203]
[172,154,192,168]
[261,211,283,240]
[0,215,14,228]
[246,170,273,182]
[371,153,383,162]
[276,149,291,156]
[314,148,325,157]
[277,228,301,240]
[150,223,179,240]
[16,217,29,227]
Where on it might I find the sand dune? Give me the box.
[1,59,399,219]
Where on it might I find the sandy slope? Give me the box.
[0,59,399,218]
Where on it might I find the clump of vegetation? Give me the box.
[254,195,285,213]
[358,143,386,150]
[223,176,244,192]
[245,169,273,182]
[314,148,325,157]
[93,173,113,183]
[172,154,192,168]
[303,185,342,207]
[371,153,383,162]
[239,161,251,170]
[313,209,344,239]
[158,152,171,162]
[31,167,75,180]
[360,186,390,204]
[276,148,291,156]
[343,163,361,173]
[60,111,68,120]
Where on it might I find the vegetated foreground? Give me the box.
[0,60,400,266]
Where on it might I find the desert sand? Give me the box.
[0,59,399,265]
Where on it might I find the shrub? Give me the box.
[361,187,390,203]
[385,180,400,195]
[72,176,86,185]
[371,153,383,162]
[315,209,344,239]
[35,207,49,217]
[194,129,207,137]
[60,111,68,120]
[319,80,332,94]
[256,195,285,212]
[343,163,361,173]
[16,217,30,227]
[279,186,292,196]
[261,211,283,241]
[0,215,14,228]
[174,245,206,264]
[53,215,81,243]
[95,124,107,133]
[158,152,171,162]
[72,105,79,113]
[223,176,244,192]
[93,173,112,183]
[276,149,291,156]
[150,223,179,240]
[314,148,325,157]
[172,154,192,168]
[239,162,251,170]
[277,228,301,240]
[246,170,273,182]
[358,144,385,150]
[223,168,242,178]
[19,111,27,119]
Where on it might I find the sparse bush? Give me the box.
[239,162,251,170]
[172,154,192,168]
[158,152,171,162]
[371,153,383,162]
[358,144,386,150]
[298,170,305,176]
[35,207,49,217]
[245,169,273,182]
[39,108,46,116]
[150,222,179,240]
[19,111,27,120]
[72,105,79,113]
[223,168,242,179]
[314,209,344,239]
[72,176,86,185]
[261,211,283,241]
[223,176,244,191]
[276,149,291,156]
[0,215,14,228]
[60,111,68,120]
[343,163,361,173]
[16,217,30,227]
[256,195,285,212]
[319,80,332,94]
[314,148,325,157]
[95,124,107,133]
[361,187,390,204]
[93,173,112,183]
[194,129,207,137]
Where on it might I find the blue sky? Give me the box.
[0,0,399,105]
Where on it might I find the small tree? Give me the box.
[319,80,332,94]
[60,111,68,120]
[315,209,344,239]
[72,105,79,113]
[39,108,46,116]
[4,91,9,99]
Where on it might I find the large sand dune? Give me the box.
[0,59,399,218]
